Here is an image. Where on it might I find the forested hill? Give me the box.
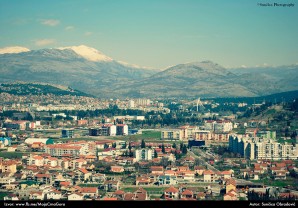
[0,83,92,97]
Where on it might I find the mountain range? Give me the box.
[0,45,297,98]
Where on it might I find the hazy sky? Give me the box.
[0,0,297,68]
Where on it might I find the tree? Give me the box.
[180,143,183,150]
[122,142,127,149]
[245,173,249,180]
[141,139,146,148]
[128,142,132,151]
[194,158,201,166]
[17,165,23,173]
[161,157,169,168]
[172,143,176,149]
[154,150,158,158]
[182,144,187,154]
[175,151,182,160]
[161,143,165,153]
[112,143,116,148]
[104,144,109,149]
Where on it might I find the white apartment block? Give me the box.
[44,142,96,157]
[229,135,298,160]
[128,100,135,108]
[179,125,198,140]
[135,148,154,161]
[204,120,233,132]
[134,98,151,106]
[193,130,230,142]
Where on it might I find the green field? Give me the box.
[111,131,161,142]
[0,151,24,159]
[78,184,101,187]
[54,137,100,142]
[121,187,165,192]
[252,177,297,188]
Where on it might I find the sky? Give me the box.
[0,0,297,69]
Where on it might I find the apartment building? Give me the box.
[135,148,154,161]
[161,129,182,140]
[89,124,116,136]
[229,135,298,160]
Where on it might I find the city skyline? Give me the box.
[0,0,298,68]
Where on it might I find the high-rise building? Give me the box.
[135,148,154,161]
[134,98,151,106]
[115,124,128,136]
[128,100,135,108]
[229,135,297,160]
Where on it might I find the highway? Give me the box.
[189,148,219,172]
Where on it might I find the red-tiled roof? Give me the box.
[226,178,236,186]
[181,189,193,196]
[103,197,118,201]
[35,174,51,178]
[81,187,97,193]
[114,190,125,195]
[151,166,163,171]
[79,168,89,174]
[203,170,214,175]
[164,186,179,193]
[60,181,71,186]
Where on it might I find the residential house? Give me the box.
[3,193,20,201]
[113,190,125,200]
[103,180,119,192]
[150,166,164,174]
[74,168,91,182]
[0,173,16,184]
[0,160,17,173]
[164,186,179,199]
[219,170,233,179]
[91,173,106,183]
[123,187,148,201]
[81,187,98,198]
[180,189,194,199]
[196,192,206,200]
[157,175,178,185]
[67,193,84,201]
[29,191,44,200]
[111,165,124,173]
[194,166,206,175]
[225,178,237,193]
[273,170,287,180]
[27,155,44,166]
[46,189,62,200]
[136,176,151,186]
[224,190,238,200]
[44,157,58,167]
[203,170,216,182]
[35,174,51,184]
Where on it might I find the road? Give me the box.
[189,148,219,172]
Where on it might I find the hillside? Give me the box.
[113,61,258,98]
[211,90,298,104]
[0,45,158,97]
[0,45,297,98]
[0,82,92,97]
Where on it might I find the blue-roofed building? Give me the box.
[0,137,12,146]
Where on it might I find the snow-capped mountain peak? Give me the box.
[0,46,30,54]
[57,45,113,62]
